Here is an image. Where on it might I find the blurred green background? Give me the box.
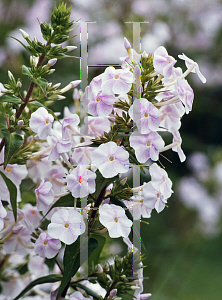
[0,0,222,299]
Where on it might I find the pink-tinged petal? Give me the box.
[48,223,65,239]
[59,228,77,245]
[116,221,131,237]
[150,147,159,161]
[140,118,151,134]
[112,78,131,94]
[99,160,117,178]
[105,222,119,238]
[155,199,166,213]
[91,149,108,166]
[97,101,113,116]
[49,145,60,161]
[88,102,99,116]
[113,159,129,174]
[38,124,52,139]
[100,93,116,105]
[57,141,72,153]
[115,147,129,161]
[135,147,150,163]
[118,217,132,228]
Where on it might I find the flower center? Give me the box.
[64,223,69,228]
[31,210,36,215]
[114,74,119,80]
[45,119,49,124]
[44,240,48,245]
[6,166,11,172]
[96,97,100,102]
[36,191,39,196]
[79,177,82,183]
[157,193,159,198]
[163,178,165,182]
[109,155,115,161]
[144,112,148,118]
[146,141,151,147]
[114,217,118,222]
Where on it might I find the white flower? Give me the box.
[48,208,86,245]
[99,204,132,238]
[29,107,54,139]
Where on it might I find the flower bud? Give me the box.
[19,29,29,39]
[73,88,80,101]
[18,120,24,127]
[97,264,103,273]
[108,116,116,123]
[124,37,131,50]
[134,65,141,77]
[55,95,66,100]
[8,70,14,81]
[110,289,117,297]
[48,58,57,67]
[142,50,148,58]
[66,46,77,52]
[120,177,127,186]
[131,285,141,290]
[17,80,22,88]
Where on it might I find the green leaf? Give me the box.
[0,94,23,104]
[88,233,106,268]
[22,65,33,77]
[30,101,61,123]
[71,283,99,299]
[0,171,17,222]
[13,274,63,300]
[1,128,24,168]
[32,77,48,87]
[56,237,99,300]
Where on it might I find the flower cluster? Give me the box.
[0,4,206,300]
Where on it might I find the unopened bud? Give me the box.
[140,293,152,299]
[66,46,77,52]
[55,95,66,100]
[34,134,39,141]
[48,69,55,75]
[48,58,57,67]
[142,51,148,58]
[53,83,61,89]
[124,37,131,50]
[17,80,22,88]
[8,70,14,81]
[120,177,127,186]
[60,80,81,93]
[30,56,38,67]
[131,285,141,290]
[97,264,103,273]
[73,88,80,101]
[108,116,116,123]
[110,289,117,297]
[18,120,24,127]
[19,29,29,39]
[70,80,81,88]
[134,65,141,77]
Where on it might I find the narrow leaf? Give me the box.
[56,237,99,300]
[1,128,23,168]
[13,274,63,300]
[0,171,17,222]
[0,94,23,104]
[70,283,99,299]
[88,233,106,267]
[22,65,33,77]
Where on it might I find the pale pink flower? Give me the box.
[29,107,54,139]
[128,98,161,134]
[153,46,177,77]
[143,182,167,213]
[34,230,61,259]
[149,163,173,199]
[178,53,206,83]
[176,78,194,114]
[99,204,132,238]
[66,165,96,198]
[171,128,186,162]
[101,66,133,95]
[91,141,129,178]
[48,208,86,245]
[35,180,54,211]
[62,113,80,139]
[69,291,91,300]
[130,131,164,163]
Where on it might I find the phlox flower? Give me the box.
[71,147,95,165]
[62,113,80,139]
[48,208,86,245]
[149,163,173,199]
[153,46,177,78]
[171,128,186,162]
[101,66,133,95]
[66,165,96,198]
[159,103,183,132]
[130,131,164,163]
[22,203,42,229]
[81,116,111,137]
[99,203,132,238]
[143,182,167,213]
[35,180,54,211]
[128,98,161,134]
[34,230,61,259]
[0,198,7,231]
[29,107,54,139]
[69,291,91,300]
[91,141,129,178]
[178,53,206,83]
[176,78,194,114]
